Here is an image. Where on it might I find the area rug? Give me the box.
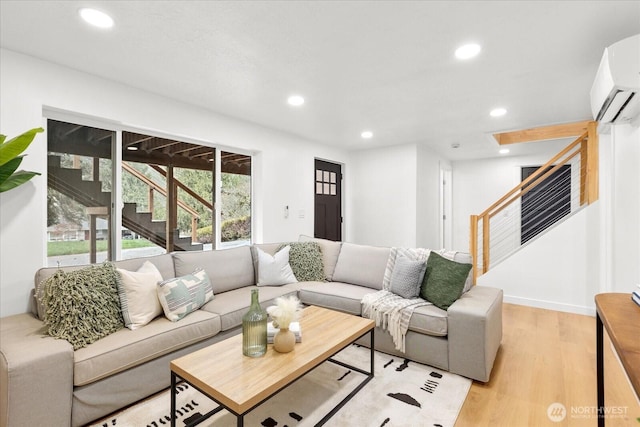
[90,344,471,427]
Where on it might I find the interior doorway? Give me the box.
[314,159,342,241]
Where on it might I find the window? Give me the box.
[47,119,115,267]
[46,118,252,266]
[121,131,215,257]
[220,151,252,247]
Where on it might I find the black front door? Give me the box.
[314,159,342,241]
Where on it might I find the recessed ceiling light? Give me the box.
[79,8,114,28]
[455,43,481,60]
[361,131,373,139]
[490,107,507,117]
[287,95,305,106]
[126,145,138,151]
[499,148,510,155]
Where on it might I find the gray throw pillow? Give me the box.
[389,256,427,299]
[420,252,473,310]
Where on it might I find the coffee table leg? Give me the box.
[370,328,375,376]
[597,313,604,427]
[171,372,177,427]
[237,414,244,427]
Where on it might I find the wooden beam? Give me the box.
[470,215,478,285]
[586,121,599,203]
[493,120,591,145]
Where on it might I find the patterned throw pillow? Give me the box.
[116,261,164,330]
[277,242,325,282]
[256,246,298,286]
[420,252,473,310]
[38,262,124,350]
[389,256,427,299]
[157,269,214,321]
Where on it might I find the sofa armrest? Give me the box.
[447,285,503,382]
[1,313,74,427]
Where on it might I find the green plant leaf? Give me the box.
[0,155,24,186]
[0,134,6,144]
[0,127,43,166]
[0,170,41,193]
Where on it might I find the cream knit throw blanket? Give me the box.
[361,247,433,352]
[361,290,430,352]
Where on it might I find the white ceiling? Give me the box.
[1,1,638,160]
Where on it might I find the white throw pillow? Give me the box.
[117,261,164,330]
[257,246,298,286]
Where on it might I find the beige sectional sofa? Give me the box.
[0,237,503,427]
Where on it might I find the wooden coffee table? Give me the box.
[170,305,375,427]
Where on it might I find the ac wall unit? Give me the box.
[590,34,640,131]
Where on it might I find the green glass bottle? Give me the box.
[242,289,267,357]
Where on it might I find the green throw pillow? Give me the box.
[39,262,124,350]
[420,252,473,310]
[277,242,326,282]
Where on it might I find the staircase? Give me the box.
[470,121,599,282]
[48,155,203,251]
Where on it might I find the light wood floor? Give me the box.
[456,303,639,427]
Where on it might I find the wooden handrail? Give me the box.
[470,122,599,282]
[122,163,201,218]
[488,145,581,220]
[148,164,214,211]
[479,131,587,218]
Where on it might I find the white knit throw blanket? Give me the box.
[362,247,435,352]
[361,290,430,352]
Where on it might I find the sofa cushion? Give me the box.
[73,310,221,386]
[157,269,214,321]
[332,242,390,289]
[113,254,175,281]
[421,252,473,310]
[278,242,325,282]
[298,235,342,281]
[116,261,164,330]
[297,282,377,315]
[389,256,427,299]
[256,246,298,286]
[407,304,448,336]
[200,285,297,331]
[38,262,124,350]
[172,246,255,293]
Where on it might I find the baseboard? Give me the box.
[503,294,596,316]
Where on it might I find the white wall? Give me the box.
[417,144,450,249]
[609,124,640,292]
[0,49,348,316]
[347,142,447,249]
[347,143,417,247]
[453,125,640,314]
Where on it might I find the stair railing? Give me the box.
[122,163,202,241]
[470,121,599,283]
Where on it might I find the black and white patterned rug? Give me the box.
[90,344,471,427]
